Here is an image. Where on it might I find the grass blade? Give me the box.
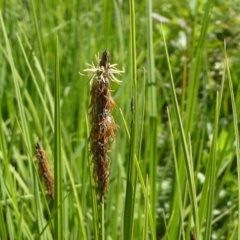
[54,35,63,239]
[224,41,240,240]
[124,0,137,239]
[203,93,219,239]
[120,110,156,240]
[146,0,157,232]
[161,24,201,239]
[0,11,47,239]
[167,107,186,240]
[185,0,213,133]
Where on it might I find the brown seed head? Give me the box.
[84,50,123,202]
[35,141,54,200]
[190,231,197,240]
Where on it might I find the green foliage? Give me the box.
[0,0,240,239]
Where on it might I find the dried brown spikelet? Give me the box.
[35,141,54,200]
[84,50,124,202]
[190,231,197,240]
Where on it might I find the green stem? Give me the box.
[124,0,137,239]
[146,0,157,232]
[54,35,63,239]
[100,203,105,240]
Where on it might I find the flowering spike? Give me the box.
[84,50,123,201]
[83,50,124,86]
[35,141,54,200]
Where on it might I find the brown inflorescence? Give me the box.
[85,50,123,202]
[190,231,197,240]
[35,141,54,200]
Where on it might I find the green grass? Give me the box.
[0,1,240,239]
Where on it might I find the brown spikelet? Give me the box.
[84,50,124,202]
[190,231,197,240]
[35,141,54,200]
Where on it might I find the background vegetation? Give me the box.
[0,0,240,239]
